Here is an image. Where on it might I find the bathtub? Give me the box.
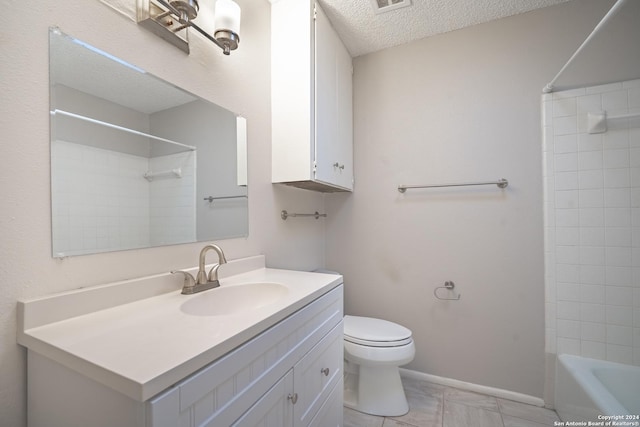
[555,354,640,422]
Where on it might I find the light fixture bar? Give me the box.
[138,0,190,53]
[154,0,194,25]
[139,0,240,55]
[190,20,232,54]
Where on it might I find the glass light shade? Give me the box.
[192,0,216,35]
[214,0,241,35]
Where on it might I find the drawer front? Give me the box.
[147,285,343,427]
[294,321,344,426]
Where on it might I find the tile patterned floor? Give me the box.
[344,377,561,427]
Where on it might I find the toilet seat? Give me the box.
[344,315,413,347]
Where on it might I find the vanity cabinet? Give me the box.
[232,323,343,427]
[27,285,344,427]
[271,0,353,192]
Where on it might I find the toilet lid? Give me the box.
[344,315,413,347]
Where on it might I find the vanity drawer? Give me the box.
[294,321,343,426]
[146,285,343,427]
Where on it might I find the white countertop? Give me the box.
[18,257,342,401]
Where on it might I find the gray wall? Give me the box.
[326,0,640,399]
[150,100,248,241]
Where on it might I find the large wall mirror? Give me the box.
[49,28,248,258]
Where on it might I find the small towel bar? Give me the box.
[281,210,327,220]
[203,195,247,202]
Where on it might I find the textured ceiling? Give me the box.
[318,0,572,57]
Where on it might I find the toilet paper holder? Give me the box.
[434,281,461,301]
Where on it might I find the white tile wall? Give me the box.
[52,141,150,256]
[52,141,196,256]
[148,151,196,246]
[543,79,640,366]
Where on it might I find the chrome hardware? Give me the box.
[197,244,227,285]
[434,281,461,301]
[172,244,227,295]
[333,162,345,170]
[398,178,509,193]
[213,29,240,55]
[287,393,298,404]
[281,210,327,220]
[138,0,241,56]
[172,268,220,295]
[321,367,330,376]
[203,195,247,203]
[171,270,196,290]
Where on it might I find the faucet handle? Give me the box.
[207,264,223,285]
[171,270,196,290]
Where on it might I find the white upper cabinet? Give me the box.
[271,0,354,192]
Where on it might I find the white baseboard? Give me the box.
[399,368,545,408]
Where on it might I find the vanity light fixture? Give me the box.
[137,0,241,55]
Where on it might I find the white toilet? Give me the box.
[343,315,415,416]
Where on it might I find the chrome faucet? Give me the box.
[171,244,227,295]
[197,244,227,284]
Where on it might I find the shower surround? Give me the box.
[543,78,640,366]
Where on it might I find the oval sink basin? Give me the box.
[180,282,289,316]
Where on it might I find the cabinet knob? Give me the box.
[332,162,345,170]
[321,367,330,376]
[287,393,298,404]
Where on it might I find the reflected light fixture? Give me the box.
[137,0,241,55]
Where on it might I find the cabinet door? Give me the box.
[308,380,343,427]
[271,0,315,184]
[232,370,294,427]
[293,321,343,426]
[314,3,353,190]
[335,31,353,190]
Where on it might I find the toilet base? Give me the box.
[343,364,409,417]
